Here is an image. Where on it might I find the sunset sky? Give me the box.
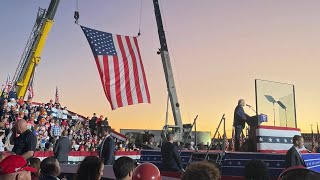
[1,0,320,136]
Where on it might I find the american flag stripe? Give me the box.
[108,55,117,109]
[104,56,114,109]
[118,36,133,105]
[95,56,107,100]
[257,128,300,137]
[118,35,131,106]
[117,36,132,105]
[126,36,143,103]
[130,37,148,103]
[134,37,151,103]
[115,36,128,106]
[111,35,124,107]
[120,35,138,105]
[122,36,137,104]
[113,55,123,107]
[82,26,150,110]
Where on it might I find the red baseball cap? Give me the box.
[0,155,37,175]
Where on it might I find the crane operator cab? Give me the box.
[162,125,182,142]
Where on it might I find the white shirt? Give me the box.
[294,146,302,157]
[0,140,4,151]
[51,107,57,117]
[62,110,68,120]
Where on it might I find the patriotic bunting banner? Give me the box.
[256,125,301,153]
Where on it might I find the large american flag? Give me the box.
[81,26,150,110]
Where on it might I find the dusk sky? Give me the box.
[1,0,320,136]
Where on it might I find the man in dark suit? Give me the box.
[233,99,250,151]
[40,157,61,180]
[54,130,71,164]
[161,133,184,172]
[100,126,115,165]
[285,135,306,168]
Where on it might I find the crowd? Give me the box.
[1,153,318,180]
[0,96,124,152]
[1,96,319,180]
[0,153,222,180]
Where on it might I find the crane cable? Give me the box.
[74,0,80,24]
[137,0,143,37]
[73,0,142,37]
[159,1,192,124]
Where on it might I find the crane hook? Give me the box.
[74,11,79,24]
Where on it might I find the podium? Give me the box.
[255,126,301,153]
[245,114,301,153]
[245,114,267,152]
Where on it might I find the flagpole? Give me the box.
[317,122,319,142]
[311,124,315,152]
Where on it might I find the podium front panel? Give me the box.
[256,125,301,153]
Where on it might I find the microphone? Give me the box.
[246,104,252,108]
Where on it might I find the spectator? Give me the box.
[132,162,161,180]
[50,120,62,140]
[0,152,5,162]
[113,156,135,180]
[29,157,41,180]
[0,97,119,155]
[40,157,61,180]
[61,107,68,121]
[0,130,5,151]
[51,105,58,120]
[54,130,71,164]
[56,106,63,122]
[12,119,37,159]
[317,142,320,153]
[74,156,104,180]
[279,166,320,180]
[181,161,220,180]
[161,133,183,172]
[99,126,115,165]
[97,115,103,137]
[285,135,306,168]
[0,155,37,180]
[101,117,109,130]
[89,113,97,135]
[8,98,16,108]
[244,159,269,180]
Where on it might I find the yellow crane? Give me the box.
[12,0,60,99]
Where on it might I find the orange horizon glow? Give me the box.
[1,1,320,138]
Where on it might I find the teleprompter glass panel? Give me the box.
[255,79,296,128]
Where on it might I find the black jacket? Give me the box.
[12,129,37,156]
[100,136,115,165]
[285,146,306,168]
[54,136,71,163]
[161,141,183,172]
[233,105,248,128]
[89,117,97,129]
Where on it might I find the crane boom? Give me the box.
[153,0,184,141]
[12,0,60,99]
